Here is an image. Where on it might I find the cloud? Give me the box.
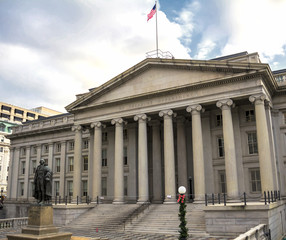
[0,0,190,112]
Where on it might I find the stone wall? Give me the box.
[204,200,286,240]
[53,204,95,226]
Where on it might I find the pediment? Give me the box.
[66,58,268,112]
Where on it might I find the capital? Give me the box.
[216,99,235,109]
[91,122,106,129]
[159,109,176,118]
[71,125,82,132]
[134,114,150,122]
[249,94,266,105]
[111,118,126,126]
[186,104,204,114]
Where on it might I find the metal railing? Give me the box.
[122,202,150,231]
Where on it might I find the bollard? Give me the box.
[205,194,208,206]
[212,193,214,205]
[243,192,246,206]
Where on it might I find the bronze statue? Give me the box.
[33,159,53,204]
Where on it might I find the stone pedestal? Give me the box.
[7,205,72,240]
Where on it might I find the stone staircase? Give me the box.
[124,203,209,237]
[61,203,210,238]
[62,204,140,232]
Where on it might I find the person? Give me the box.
[33,159,53,204]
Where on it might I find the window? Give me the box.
[21,161,25,175]
[83,140,89,150]
[43,144,49,154]
[14,109,24,115]
[14,116,23,122]
[7,127,11,133]
[124,147,128,165]
[245,110,255,122]
[32,146,37,155]
[102,132,108,142]
[0,147,3,153]
[83,156,88,171]
[124,176,128,196]
[68,141,74,151]
[102,177,107,196]
[250,168,261,193]
[123,129,128,140]
[248,132,258,154]
[55,143,61,153]
[0,166,2,171]
[54,181,60,196]
[68,157,74,172]
[20,147,26,156]
[20,182,24,196]
[102,149,107,167]
[216,114,223,127]
[27,112,35,118]
[31,160,36,174]
[0,124,5,132]
[1,105,11,112]
[283,112,286,124]
[82,180,88,196]
[67,181,73,197]
[0,113,10,120]
[217,136,224,157]
[55,158,61,173]
[218,171,226,193]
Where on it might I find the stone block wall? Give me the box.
[204,200,286,240]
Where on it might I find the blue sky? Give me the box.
[0,0,285,112]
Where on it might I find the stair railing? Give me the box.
[122,202,150,231]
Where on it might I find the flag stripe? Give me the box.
[147,4,156,21]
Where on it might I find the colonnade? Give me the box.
[8,94,278,202]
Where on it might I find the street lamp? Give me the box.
[178,186,188,240]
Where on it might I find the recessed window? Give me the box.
[68,141,74,151]
[102,132,108,142]
[102,149,107,167]
[55,158,61,173]
[218,170,226,193]
[67,181,73,197]
[124,147,128,165]
[123,129,128,140]
[250,168,261,193]
[83,156,88,171]
[55,143,61,153]
[54,181,60,196]
[82,180,88,196]
[68,157,74,172]
[217,136,224,157]
[83,140,89,150]
[248,132,258,154]
[216,114,223,127]
[245,110,255,122]
[102,177,107,196]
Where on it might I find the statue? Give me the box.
[33,159,53,204]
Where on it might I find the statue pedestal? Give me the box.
[7,205,72,240]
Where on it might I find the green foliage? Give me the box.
[178,195,189,240]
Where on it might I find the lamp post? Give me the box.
[178,186,188,240]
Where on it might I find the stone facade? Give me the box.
[6,52,286,207]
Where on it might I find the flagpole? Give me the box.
[155,1,158,58]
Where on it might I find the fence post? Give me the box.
[271,191,273,203]
[212,193,214,205]
[77,196,79,205]
[205,194,207,206]
[243,192,246,206]
[59,196,61,204]
[65,196,67,205]
[223,193,226,206]
[218,193,221,204]
[267,191,270,204]
[278,190,280,200]
[264,191,267,205]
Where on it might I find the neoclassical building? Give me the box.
[7,52,286,204]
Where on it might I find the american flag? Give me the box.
[147,4,156,21]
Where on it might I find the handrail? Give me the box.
[122,202,150,231]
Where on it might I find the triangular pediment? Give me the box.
[66,58,271,112]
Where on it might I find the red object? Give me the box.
[177,194,185,203]
[96,228,98,232]
[147,4,156,21]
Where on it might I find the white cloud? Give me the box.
[0,0,190,112]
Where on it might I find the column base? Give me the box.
[163,197,177,204]
[137,200,150,204]
[112,199,125,204]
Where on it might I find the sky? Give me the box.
[1,0,286,113]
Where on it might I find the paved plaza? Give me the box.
[0,227,233,240]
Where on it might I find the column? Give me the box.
[91,122,103,202]
[249,94,275,192]
[159,109,176,203]
[150,120,163,203]
[216,99,240,201]
[10,147,20,199]
[186,105,205,202]
[7,147,15,199]
[72,125,82,202]
[111,118,125,204]
[134,114,149,203]
[176,116,189,197]
[59,141,66,197]
[48,143,54,170]
[23,147,31,198]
